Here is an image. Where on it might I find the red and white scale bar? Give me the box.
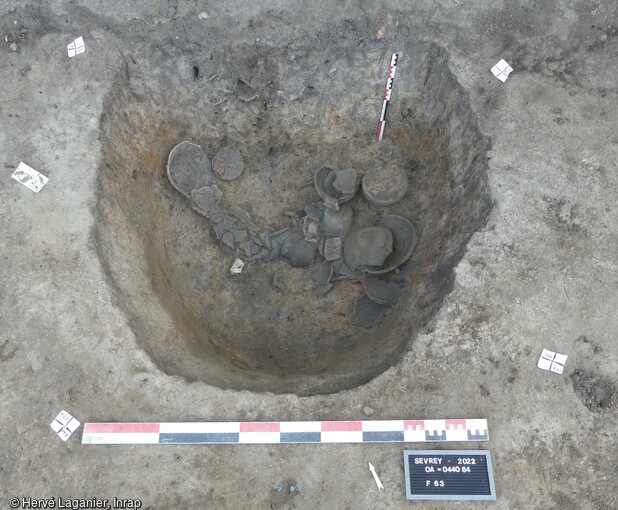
[82,419,488,445]
[377,53,399,141]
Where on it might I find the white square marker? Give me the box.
[11,162,49,193]
[55,410,73,426]
[549,363,565,374]
[49,420,64,433]
[491,59,513,82]
[537,348,568,374]
[67,36,85,58]
[57,428,73,442]
[50,410,81,442]
[66,418,81,433]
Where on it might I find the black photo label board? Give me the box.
[403,450,496,501]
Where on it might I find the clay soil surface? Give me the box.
[0,1,617,509]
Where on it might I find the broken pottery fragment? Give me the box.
[316,282,333,295]
[304,202,324,222]
[272,272,288,294]
[366,215,418,275]
[259,229,273,250]
[290,240,317,267]
[191,184,222,213]
[331,258,354,281]
[221,232,235,249]
[261,227,292,261]
[213,220,232,240]
[213,147,244,180]
[269,227,292,249]
[391,258,419,281]
[343,226,393,269]
[332,168,359,196]
[281,233,317,267]
[256,247,272,260]
[350,296,387,328]
[314,166,357,210]
[312,264,334,294]
[204,204,225,223]
[167,141,214,197]
[362,275,404,305]
[320,204,353,237]
[323,237,342,261]
[232,230,248,242]
[228,205,252,223]
[301,216,320,243]
[242,241,261,257]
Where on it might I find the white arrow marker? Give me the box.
[368,462,384,491]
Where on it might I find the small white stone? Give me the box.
[198,11,209,19]
[363,406,374,416]
[230,258,245,274]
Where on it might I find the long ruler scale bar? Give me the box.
[82,419,488,445]
[377,52,399,141]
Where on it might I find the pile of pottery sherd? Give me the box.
[167,141,418,328]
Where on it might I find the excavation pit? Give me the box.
[95,39,491,395]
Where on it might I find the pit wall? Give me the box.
[94,40,491,395]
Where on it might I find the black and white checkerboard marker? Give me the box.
[490,59,513,82]
[537,348,568,374]
[67,36,85,58]
[377,53,399,141]
[50,410,81,442]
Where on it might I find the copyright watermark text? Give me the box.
[8,497,142,509]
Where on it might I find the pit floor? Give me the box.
[1,1,617,509]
